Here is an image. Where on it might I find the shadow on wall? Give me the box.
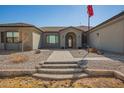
[38,35,42,49]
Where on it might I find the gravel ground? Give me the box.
[0,49,124,88]
[69,49,124,74]
[70,49,107,58]
[86,60,124,73]
[0,50,53,70]
[0,76,123,88]
[0,49,124,74]
[69,49,88,58]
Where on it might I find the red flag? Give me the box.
[87,5,94,17]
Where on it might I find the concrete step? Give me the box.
[40,64,79,68]
[43,61,78,64]
[33,73,89,80]
[37,68,83,74]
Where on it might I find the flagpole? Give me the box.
[88,15,90,31]
[87,5,93,49]
[87,15,90,48]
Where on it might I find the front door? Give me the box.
[65,32,76,48]
[68,36,73,48]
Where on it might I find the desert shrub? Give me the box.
[10,54,28,63]
[34,49,41,54]
[87,48,97,53]
[87,48,104,55]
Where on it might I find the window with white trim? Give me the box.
[6,32,19,43]
[46,35,58,44]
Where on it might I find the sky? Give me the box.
[0,5,124,27]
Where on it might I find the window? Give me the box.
[6,32,19,43]
[6,32,13,43]
[13,32,19,43]
[46,35,58,44]
[1,32,4,43]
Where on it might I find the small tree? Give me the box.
[21,31,28,52]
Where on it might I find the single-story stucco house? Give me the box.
[0,24,88,50]
[0,11,124,54]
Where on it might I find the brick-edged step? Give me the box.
[43,61,78,64]
[40,64,79,68]
[37,68,83,74]
[33,73,89,80]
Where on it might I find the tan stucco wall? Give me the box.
[59,28,83,48]
[18,27,42,50]
[89,15,124,54]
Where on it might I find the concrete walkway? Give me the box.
[46,50,116,62]
[47,50,80,62]
[47,50,124,62]
[83,57,116,61]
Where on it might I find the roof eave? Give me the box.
[88,11,124,33]
[59,26,86,32]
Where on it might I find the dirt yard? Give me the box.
[69,49,124,74]
[0,76,124,88]
[0,50,53,70]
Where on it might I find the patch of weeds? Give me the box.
[9,54,28,63]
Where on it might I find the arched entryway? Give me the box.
[65,32,76,48]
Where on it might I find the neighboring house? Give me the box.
[0,11,124,54]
